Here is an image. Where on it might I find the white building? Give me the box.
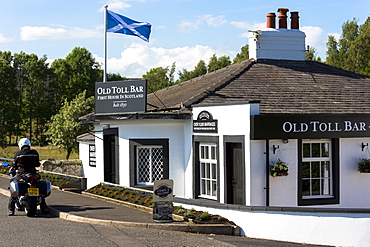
[78,8,370,246]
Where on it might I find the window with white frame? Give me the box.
[199,143,217,199]
[302,140,332,198]
[136,145,164,185]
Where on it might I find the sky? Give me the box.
[0,0,369,79]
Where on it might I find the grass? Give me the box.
[0,146,79,160]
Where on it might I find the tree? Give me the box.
[326,17,370,75]
[233,44,249,64]
[305,46,322,61]
[178,60,207,83]
[208,54,231,73]
[46,91,94,159]
[0,51,18,146]
[107,73,126,81]
[143,62,176,93]
[51,47,101,104]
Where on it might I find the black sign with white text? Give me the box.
[251,114,370,139]
[193,110,218,133]
[95,80,147,114]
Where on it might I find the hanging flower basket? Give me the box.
[357,158,370,173]
[270,159,289,177]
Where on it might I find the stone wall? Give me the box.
[41,159,83,177]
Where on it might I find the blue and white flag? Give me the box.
[106,10,151,42]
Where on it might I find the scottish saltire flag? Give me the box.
[106,10,151,42]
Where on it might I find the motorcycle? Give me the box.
[7,156,51,217]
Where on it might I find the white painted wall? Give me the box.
[248,28,306,61]
[251,137,370,208]
[192,103,257,203]
[175,202,370,247]
[338,138,370,208]
[79,131,104,189]
[82,119,191,197]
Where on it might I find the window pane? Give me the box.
[205,146,209,159]
[201,163,205,178]
[321,143,329,157]
[212,181,217,196]
[311,180,320,195]
[206,163,210,178]
[302,162,310,178]
[322,179,330,195]
[311,162,320,178]
[312,143,320,157]
[206,180,211,195]
[211,163,216,179]
[302,180,310,196]
[211,146,216,160]
[201,146,205,159]
[201,180,206,194]
[321,161,330,178]
[303,143,310,158]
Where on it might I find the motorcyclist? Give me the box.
[8,138,48,216]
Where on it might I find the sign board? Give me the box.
[251,114,370,140]
[153,179,173,223]
[95,80,147,114]
[193,110,218,133]
[89,144,96,167]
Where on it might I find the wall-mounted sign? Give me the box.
[95,80,147,114]
[89,144,96,167]
[251,114,370,140]
[193,110,218,133]
[153,179,173,223]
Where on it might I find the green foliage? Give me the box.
[143,62,176,94]
[51,47,101,103]
[326,17,370,76]
[358,158,370,173]
[208,54,231,73]
[233,44,249,64]
[270,159,289,177]
[195,211,211,221]
[46,91,94,159]
[305,46,322,61]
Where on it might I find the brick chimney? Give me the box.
[248,8,306,61]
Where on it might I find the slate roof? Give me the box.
[146,59,370,114]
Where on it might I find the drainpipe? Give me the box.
[265,139,270,206]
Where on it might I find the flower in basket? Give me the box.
[357,158,370,173]
[270,159,289,177]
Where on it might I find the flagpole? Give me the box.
[103,5,108,82]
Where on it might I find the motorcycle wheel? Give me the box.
[25,197,37,217]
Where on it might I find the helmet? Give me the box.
[18,138,31,150]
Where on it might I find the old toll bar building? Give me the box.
[79,8,370,246]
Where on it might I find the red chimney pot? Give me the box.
[290,11,300,29]
[266,13,276,28]
[277,8,289,29]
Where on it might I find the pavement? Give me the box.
[0,175,238,236]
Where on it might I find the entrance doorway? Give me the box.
[103,128,119,184]
[225,138,245,205]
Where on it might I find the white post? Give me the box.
[103,5,108,82]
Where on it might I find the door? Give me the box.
[103,128,118,184]
[226,142,245,205]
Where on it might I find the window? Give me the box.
[199,143,217,199]
[302,140,331,198]
[129,139,169,187]
[137,145,163,185]
[298,139,339,206]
